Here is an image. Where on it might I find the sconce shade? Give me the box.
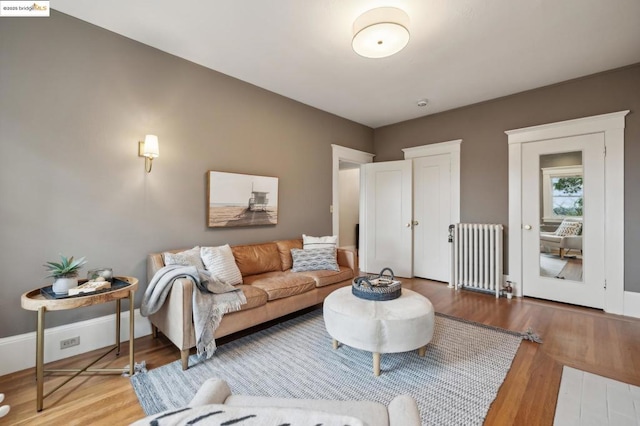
[143,134,159,158]
[352,7,410,59]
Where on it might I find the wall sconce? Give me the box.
[138,134,159,173]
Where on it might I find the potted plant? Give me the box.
[44,255,87,294]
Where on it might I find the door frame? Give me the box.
[402,139,462,225]
[331,144,375,246]
[506,111,628,314]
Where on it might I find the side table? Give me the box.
[20,276,138,411]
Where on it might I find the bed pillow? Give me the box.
[291,247,339,272]
[200,244,243,285]
[163,247,205,269]
[302,234,337,250]
[554,219,583,236]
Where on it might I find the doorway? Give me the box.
[507,111,628,314]
[337,161,361,252]
[331,144,374,250]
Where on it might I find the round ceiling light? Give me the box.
[352,7,410,59]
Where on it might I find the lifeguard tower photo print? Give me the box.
[207,171,278,228]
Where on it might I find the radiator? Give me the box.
[449,223,504,298]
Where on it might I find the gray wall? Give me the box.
[374,63,640,292]
[0,12,373,337]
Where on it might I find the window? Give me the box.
[542,166,583,221]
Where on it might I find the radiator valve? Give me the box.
[504,281,514,299]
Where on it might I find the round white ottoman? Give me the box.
[323,287,435,376]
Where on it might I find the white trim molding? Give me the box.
[0,309,152,376]
[331,144,374,246]
[402,139,462,224]
[506,110,628,314]
[623,291,640,319]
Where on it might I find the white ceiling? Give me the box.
[53,0,640,128]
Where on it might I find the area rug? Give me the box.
[131,309,525,425]
[540,254,568,278]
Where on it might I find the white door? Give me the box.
[360,160,413,277]
[413,154,451,281]
[521,133,605,308]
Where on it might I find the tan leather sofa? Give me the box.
[147,239,356,370]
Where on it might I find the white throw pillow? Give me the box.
[163,247,205,269]
[200,244,243,285]
[303,234,338,250]
[554,220,582,236]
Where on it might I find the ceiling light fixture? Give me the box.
[352,7,410,59]
[417,99,428,107]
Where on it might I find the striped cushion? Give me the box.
[200,245,243,285]
[554,220,582,236]
[302,234,337,250]
[291,248,339,272]
[132,404,365,426]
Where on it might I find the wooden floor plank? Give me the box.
[2,279,639,425]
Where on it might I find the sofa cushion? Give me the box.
[299,266,354,288]
[275,239,303,271]
[291,248,339,272]
[225,396,387,426]
[303,234,337,250]
[231,243,281,277]
[235,285,268,311]
[243,271,316,301]
[201,244,243,285]
[163,247,205,269]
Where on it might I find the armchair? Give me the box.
[539,217,583,259]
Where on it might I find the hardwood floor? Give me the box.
[2,279,639,425]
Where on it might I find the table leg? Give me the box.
[115,299,121,356]
[418,346,427,357]
[373,352,381,376]
[129,290,135,376]
[36,307,45,412]
[332,339,339,350]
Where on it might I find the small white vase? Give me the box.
[52,277,78,295]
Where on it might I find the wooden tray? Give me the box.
[40,278,129,300]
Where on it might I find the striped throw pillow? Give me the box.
[302,234,337,250]
[291,248,339,272]
[554,220,582,236]
[200,244,243,285]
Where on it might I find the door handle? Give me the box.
[406,223,412,228]
[413,221,419,226]
[524,225,532,230]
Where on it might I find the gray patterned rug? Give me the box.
[131,309,524,425]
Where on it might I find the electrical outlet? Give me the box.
[60,336,80,349]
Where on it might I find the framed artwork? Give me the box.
[207,171,279,228]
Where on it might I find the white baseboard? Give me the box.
[623,291,640,319]
[0,309,152,377]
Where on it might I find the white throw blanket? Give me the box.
[141,265,246,358]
